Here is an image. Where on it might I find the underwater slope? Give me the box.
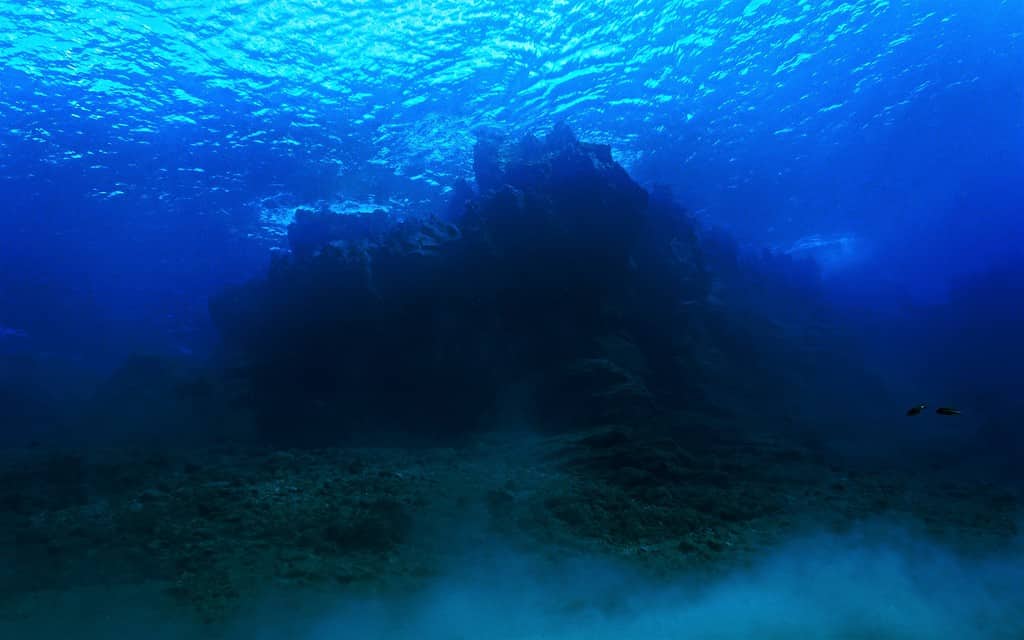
[0,427,1020,637]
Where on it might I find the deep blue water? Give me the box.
[2,0,1021,369]
[2,2,1024,636]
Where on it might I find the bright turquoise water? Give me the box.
[4,1,1018,241]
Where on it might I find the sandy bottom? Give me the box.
[2,424,1021,638]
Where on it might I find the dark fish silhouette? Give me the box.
[935,407,961,416]
[906,404,926,416]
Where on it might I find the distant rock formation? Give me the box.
[210,124,716,444]
[210,124,896,446]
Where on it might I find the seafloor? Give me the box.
[2,418,1019,630]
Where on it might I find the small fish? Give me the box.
[906,404,926,416]
[935,407,961,416]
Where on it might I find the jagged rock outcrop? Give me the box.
[209,124,711,444]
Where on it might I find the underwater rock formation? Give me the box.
[210,124,713,444]
[210,125,890,447]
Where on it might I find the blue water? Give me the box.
[1,0,1023,637]
[2,0,1021,363]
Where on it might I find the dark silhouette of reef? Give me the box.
[209,124,880,446]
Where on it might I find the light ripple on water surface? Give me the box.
[0,0,1019,237]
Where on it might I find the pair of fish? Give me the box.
[906,403,960,416]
